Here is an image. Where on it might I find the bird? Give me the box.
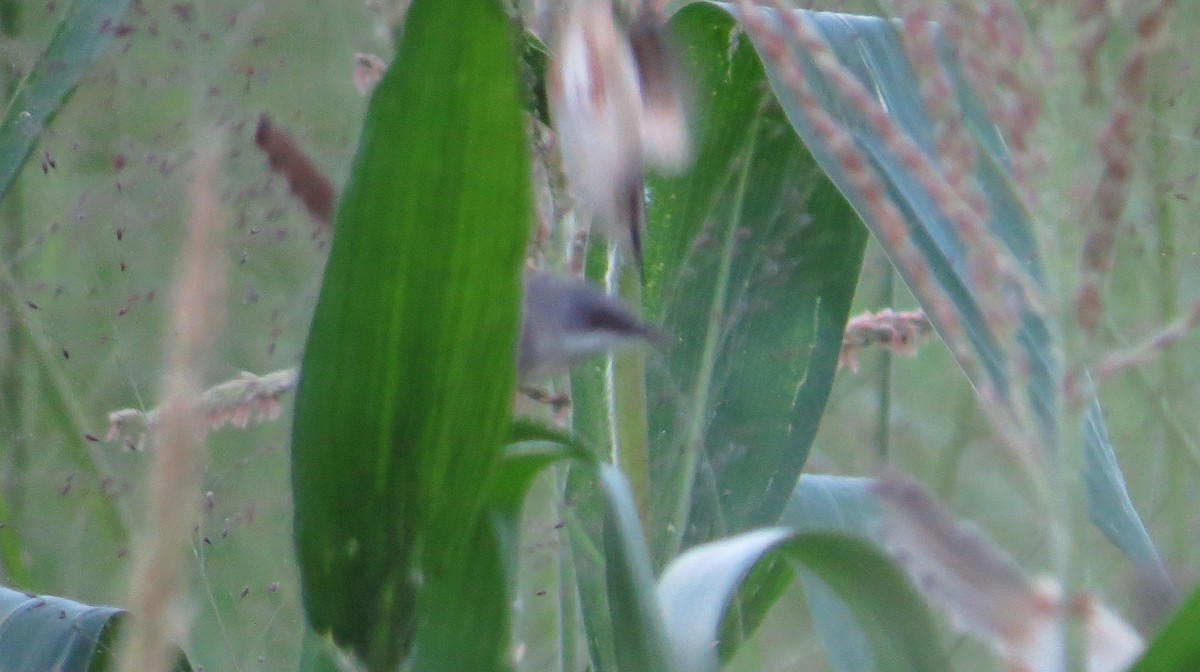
[548,2,691,276]
[518,272,663,380]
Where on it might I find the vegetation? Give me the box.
[0,0,1197,671]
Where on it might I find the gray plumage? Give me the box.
[518,273,662,380]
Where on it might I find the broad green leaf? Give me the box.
[411,518,512,672]
[646,2,870,558]
[288,0,531,667]
[0,0,133,202]
[656,528,949,672]
[714,554,793,664]
[0,586,191,672]
[1132,585,1200,672]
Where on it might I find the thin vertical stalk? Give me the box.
[874,258,895,462]
[556,462,581,672]
[0,261,129,543]
[118,143,228,672]
[606,251,651,521]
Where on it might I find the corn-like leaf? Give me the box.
[731,3,1056,440]
[722,2,1160,576]
[288,0,531,667]
[645,2,869,557]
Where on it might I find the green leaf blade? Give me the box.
[724,2,1058,441]
[648,3,869,554]
[0,0,133,202]
[289,0,531,666]
[723,2,1164,580]
[599,465,681,672]
[1083,388,1169,578]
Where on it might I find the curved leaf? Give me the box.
[495,437,684,672]
[656,528,948,672]
[0,586,191,672]
[288,0,531,667]
[781,475,880,672]
[781,473,878,535]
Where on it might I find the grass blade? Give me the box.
[599,464,681,672]
[0,0,133,202]
[1083,387,1170,580]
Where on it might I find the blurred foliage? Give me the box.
[0,0,1195,670]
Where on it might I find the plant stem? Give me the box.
[556,463,581,672]
[607,249,651,522]
[874,253,895,462]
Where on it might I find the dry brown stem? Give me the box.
[117,141,230,672]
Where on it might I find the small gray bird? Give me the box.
[518,273,662,380]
